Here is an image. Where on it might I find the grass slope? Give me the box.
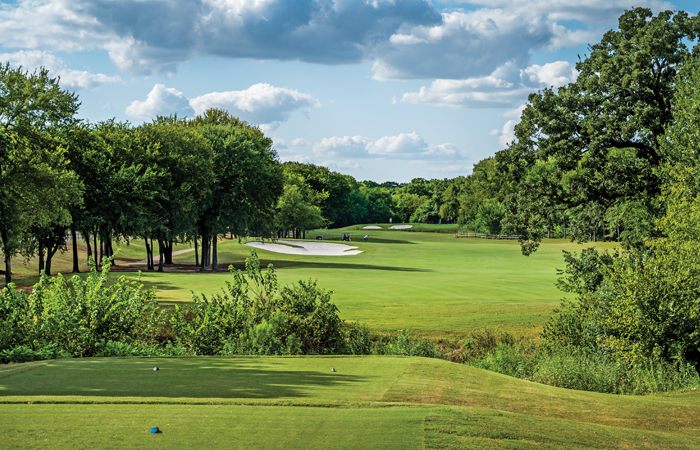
[1,357,698,448]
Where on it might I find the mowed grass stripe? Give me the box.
[2,357,699,434]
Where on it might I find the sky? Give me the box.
[0,0,697,183]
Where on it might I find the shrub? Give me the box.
[171,250,344,356]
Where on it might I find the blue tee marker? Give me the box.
[151,427,160,434]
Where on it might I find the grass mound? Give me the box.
[1,356,699,448]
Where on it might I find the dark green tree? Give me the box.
[496,8,700,254]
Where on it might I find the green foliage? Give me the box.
[0,343,70,364]
[0,257,161,357]
[170,250,344,356]
[471,200,505,234]
[497,8,700,254]
[93,341,155,357]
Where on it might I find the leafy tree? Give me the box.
[136,119,214,272]
[543,55,700,367]
[191,115,283,270]
[0,64,82,283]
[282,162,355,227]
[497,8,700,254]
[276,173,328,238]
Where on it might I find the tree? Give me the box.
[276,173,327,238]
[191,113,283,271]
[496,8,700,255]
[0,64,82,282]
[136,119,214,272]
[543,55,700,367]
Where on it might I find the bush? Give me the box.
[170,250,345,356]
[0,257,161,357]
[0,344,70,364]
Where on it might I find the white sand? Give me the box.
[362,225,382,229]
[389,224,412,229]
[245,240,362,256]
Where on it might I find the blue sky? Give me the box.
[0,0,697,182]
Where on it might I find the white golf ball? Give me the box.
[153,367,159,371]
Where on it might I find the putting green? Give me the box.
[1,357,698,448]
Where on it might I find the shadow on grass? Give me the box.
[360,238,416,245]
[0,358,370,399]
[270,261,432,272]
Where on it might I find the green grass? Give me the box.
[12,229,615,337]
[1,356,698,448]
[157,231,614,337]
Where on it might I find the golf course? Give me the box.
[3,228,699,448]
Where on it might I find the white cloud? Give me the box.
[313,136,372,158]
[126,84,194,120]
[399,60,578,108]
[280,154,313,164]
[428,164,472,174]
[522,61,578,88]
[0,0,670,78]
[490,103,527,147]
[127,82,319,126]
[313,132,462,160]
[322,160,361,170]
[189,83,321,124]
[292,138,310,147]
[0,50,120,90]
[366,132,427,155]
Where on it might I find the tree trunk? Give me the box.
[200,230,208,271]
[1,229,11,284]
[157,239,164,272]
[149,238,155,270]
[144,239,151,269]
[164,240,173,264]
[194,235,199,267]
[84,231,92,264]
[563,222,566,240]
[212,236,218,271]
[71,226,80,273]
[45,238,60,276]
[38,240,45,274]
[93,231,98,267]
[617,226,621,242]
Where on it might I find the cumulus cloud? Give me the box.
[489,103,527,147]
[428,164,473,174]
[0,0,670,78]
[292,138,310,147]
[313,132,462,160]
[322,160,362,170]
[366,132,427,155]
[126,82,320,125]
[0,50,120,90]
[313,136,372,158]
[399,61,578,107]
[189,83,321,124]
[126,84,194,119]
[522,61,578,88]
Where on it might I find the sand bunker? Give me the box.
[389,224,412,230]
[245,240,362,256]
[363,225,382,230]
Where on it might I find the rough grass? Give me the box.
[0,357,698,448]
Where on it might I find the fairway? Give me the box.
[138,230,616,337]
[1,357,698,448]
[13,229,616,337]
